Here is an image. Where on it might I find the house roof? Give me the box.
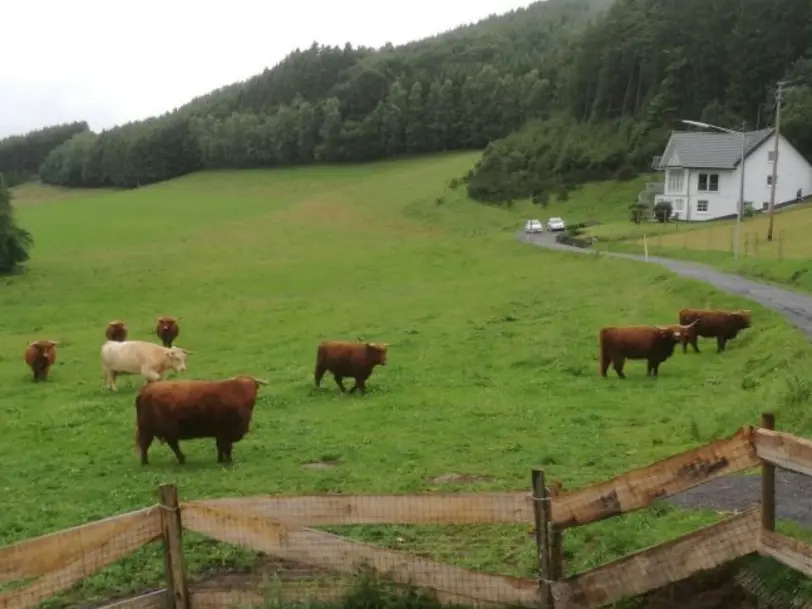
[659,128,774,170]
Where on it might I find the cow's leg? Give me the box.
[650,361,660,378]
[612,356,626,379]
[314,362,327,387]
[138,432,154,466]
[690,333,700,353]
[165,439,186,465]
[716,336,727,353]
[215,438,233,463]
[333,374,347,392]
[141,366,162,382]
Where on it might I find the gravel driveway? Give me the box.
[519,231,812,527]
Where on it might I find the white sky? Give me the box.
[0,0,534,138]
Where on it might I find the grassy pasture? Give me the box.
[4,152,812,605]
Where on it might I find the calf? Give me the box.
[100,339,192,391]
[105,320,128,342]
[24,340,59,382]
[155,316,180,348]
[599,325,685,379]
[314,340,388,395]
[678,308,752,353]
[135,375,268,465]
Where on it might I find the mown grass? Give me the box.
[4,152,812,606]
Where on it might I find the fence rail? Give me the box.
[4,412,812,609]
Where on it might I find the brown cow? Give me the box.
[155,316,180,348]
[134,375,268,465]
[105,320,128,342]
[678,308,752,353]
[599,324,693,379]
[24,340,59,382]
[314,340,388,395]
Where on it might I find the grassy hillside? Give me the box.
[4,154,812,604]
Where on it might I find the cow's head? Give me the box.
[733,310,751,329]
[652,326,683,343]
[31,339,58,358]
[366,342,388,366]
[106,320,128,341]
[156,316,178,333]
[166,346,192,373]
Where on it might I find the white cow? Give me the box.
[100,340,192,391]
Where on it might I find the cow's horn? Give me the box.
[252,378,269,385]
[180,348,194,354]
[684,319,699,328]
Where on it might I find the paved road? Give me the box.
[519,231,812,526]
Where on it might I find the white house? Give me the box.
[654,128,812,221]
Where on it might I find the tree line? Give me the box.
[0,122,89,187]
[33,0,607,188]
[467,0,812,203]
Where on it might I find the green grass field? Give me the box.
[5,153,812,605]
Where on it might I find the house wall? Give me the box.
[657,134,812,221]
[742,134,812,212]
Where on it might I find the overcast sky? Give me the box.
[1,0,534,138]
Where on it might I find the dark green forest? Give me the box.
[0,122,89,187]
[6,0,812,205]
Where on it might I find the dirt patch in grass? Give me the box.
[428,473,494,484]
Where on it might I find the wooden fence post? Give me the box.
[159,483,190,609]
[760,413,776,533]
[532,469,554,608]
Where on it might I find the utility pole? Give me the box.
[767,81,785,242]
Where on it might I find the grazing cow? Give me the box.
[599,324,692,379]
[105,320,128,342]
[100,339,192,391]
[678,308,752,353]
[134,375,268,465]
[155,316,180,348]
[24,340,59,382]
[314,340,388,395]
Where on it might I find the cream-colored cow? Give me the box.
[100,340,192,391]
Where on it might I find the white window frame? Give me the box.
[696,200,709,214]
[667,169,684,193]
[698,173,719,192]
[768,151,776,162]
[673,198,684,211]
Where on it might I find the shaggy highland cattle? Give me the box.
[105,320,128,342]
[100,339,192,391]
[677,308,752,353]
[24,340,59,382]
[155,316,180,348]
[599,324,692,378]
[314,340,388,395]
[134,375,268,465]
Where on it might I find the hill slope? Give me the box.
[33,0,612,188]
[6,154,812,604]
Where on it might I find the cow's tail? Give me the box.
[598,329,610,376]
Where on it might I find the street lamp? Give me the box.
[680,119,746,259]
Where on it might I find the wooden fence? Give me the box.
[2,411,811,609]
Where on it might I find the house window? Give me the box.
[667,170,684,192]
[767,175,777,186]
[768,151,776,162]
[697,200,709,213]
[698,173,719,192]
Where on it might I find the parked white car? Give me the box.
[524,219,544,234]
[547,217,566,232]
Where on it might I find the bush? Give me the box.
[629,201,650,224]
[653,200,673,223]
[531,191,550,206]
